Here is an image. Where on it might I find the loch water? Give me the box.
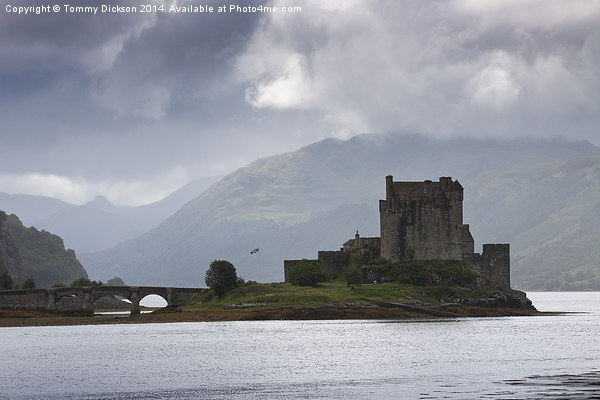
[1,292,599,399]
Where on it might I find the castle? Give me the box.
[284,175,511,289]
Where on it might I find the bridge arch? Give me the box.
[140,294,168,308]
[0,286,206,314]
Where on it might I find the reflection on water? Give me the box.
[94,310,154,316]
[9,371,600,400]
[527,291,600,314]
[0,292,599,400]
[499,370,600,399]
[94,293,168,316]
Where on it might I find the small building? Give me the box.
[283,231,379,282]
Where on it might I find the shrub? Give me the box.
[345,267,363,287]
[0,270,13,290]
[387,260,477,287]
[106,276,126,286]
[370,257,391,267]
[288,259,329,287]
[70,278,103,287]
[21,277,36,289]
[350,251,370,269]
[205,259,240,297]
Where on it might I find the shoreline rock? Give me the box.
[0,300,546,327]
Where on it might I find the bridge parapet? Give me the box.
[0,288,49,311]
[0,286,207,315]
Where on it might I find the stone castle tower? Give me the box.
[284,175,511,289]
[379,175,473,262]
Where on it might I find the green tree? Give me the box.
[0,270,14,290]
[288,259,329,287]
[205,260,239,297]
[345,266,363,287]
[21,277,36,289]
[106,276,126,286]
[370,256,391,267]
[70,277,103,287]
[350,251,370,269]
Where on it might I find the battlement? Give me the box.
[284,175,512,290]
[464,244,510,289]
[380,175,465,262]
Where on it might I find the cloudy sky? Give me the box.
[1,0,599,205]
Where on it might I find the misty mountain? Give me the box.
[80,134,600,290]
[0,176,220,253]
[30,196,143,254]
[0,193,69,226]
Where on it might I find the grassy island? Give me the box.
[0,260,542,327]
[173,279,537,321]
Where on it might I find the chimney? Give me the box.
[386,175,393,200]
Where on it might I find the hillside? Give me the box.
[0,211,88,288]
[0,213,26,284]
[80,134,600,290]
[0,175,220,253]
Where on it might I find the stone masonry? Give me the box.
[284,175,511,289]
[0,286,206,315]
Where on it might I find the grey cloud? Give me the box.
[90,3,262,119]
[0,0,149,75]
[238,0,600,140]
[1,0,599,204]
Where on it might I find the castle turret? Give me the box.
[380,176,465,261]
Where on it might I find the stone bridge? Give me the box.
[0,286,207,315]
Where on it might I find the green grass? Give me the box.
[182,279,500,312]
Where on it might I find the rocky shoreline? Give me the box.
[0,301,548,327]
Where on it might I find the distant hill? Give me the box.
[0,193,69,225]
[80,133,600,290]
[0,175,220,253]
[0,211,88,288]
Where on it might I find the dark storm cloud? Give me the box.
[91,3,262,119]
[1,0,599,204]
[0,0,271,203]
[1,0,261,122]
[239,0,600,140]
[0,0,152,150]
[0,0,264,166]
[0,0,147,80]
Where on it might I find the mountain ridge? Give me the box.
[0,175,221,253]
[80,133,600,290]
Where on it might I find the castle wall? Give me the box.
[462,224,475,257]
[380,176,465,262]
[465,244,510,289]
[318,251,350,278]
[380,199,405,262]
[284,260,305,282]
[284,232,381,282]
[342,235,381,257]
